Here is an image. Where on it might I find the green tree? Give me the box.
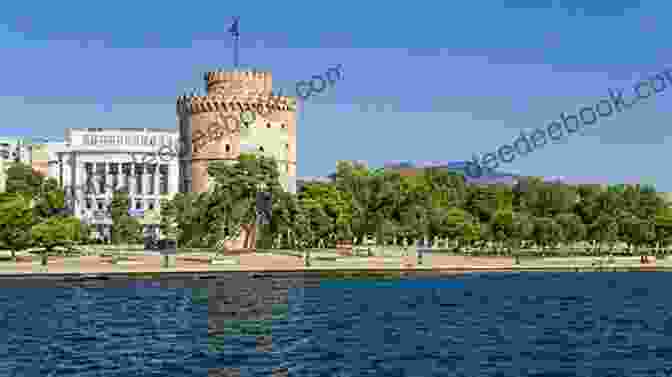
[654,207,672,255]
[298,197,333,247]
[442,207,476,252]
[31,216,80,265]
[298,181,353,246]
[620,215,655,256]
[489,209,515,254]
[110,190,142,245]
[33,178,65,221]
[269,191,304,249]
[509,212,534,255]
[162,192,203,247]
[574,184,603,227]
[5,162,44,199]
[532,217,563,253]
[555,213,586,254]
[207,154,283,249]
[590,214,619,256]
[159,195,179,240]
[464,185,500,224]
[0,193,34,260]
[334,165,397,245]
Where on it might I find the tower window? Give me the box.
[281,124,286,129]
[266,123,271,128]
[225,144,230,152]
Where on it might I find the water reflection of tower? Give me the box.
[207,275,292,353]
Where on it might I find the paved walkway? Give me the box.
[0,253,516,275]
[0,252,668,276]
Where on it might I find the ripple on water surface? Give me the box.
[1,273,672,376]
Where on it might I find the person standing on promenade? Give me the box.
[417,239,425,265]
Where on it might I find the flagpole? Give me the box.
[234,35,239,68]
[230,17,240,69]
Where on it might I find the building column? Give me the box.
[154,170,160,196]
[94,164,102,196]
[106,162,112,196]
[73,153,81,214]
[129,167,136,198]
[57,153,64,188]
[143,163,150,198]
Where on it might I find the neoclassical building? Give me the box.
[47,128,180,239]
[176,69,297,248]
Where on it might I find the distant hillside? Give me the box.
[384,160,519,184]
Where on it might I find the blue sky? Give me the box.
[0,0,670,189]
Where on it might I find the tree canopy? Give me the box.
[159,156,672,256]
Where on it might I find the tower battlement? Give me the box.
[176,93,295,115]
[204,69,272,96]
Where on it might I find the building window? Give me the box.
[84,163,94,195]
[96,163,106,194]
[135,200,142,210]
[281,124,286,129]
[86,199,92,209]
[266,123,271,128]
[148,201,155,210]
[259,146,264,152]
[135,164,144,195]
[97,201,103,210]
[225,144,230,152]
[159,164,168,195]
[147,164,156,195]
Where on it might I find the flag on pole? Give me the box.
[228,17,240,37]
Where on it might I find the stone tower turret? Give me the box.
[176,68,297,194]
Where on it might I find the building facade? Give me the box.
[48,128,180,239]
[176,69,297,249]
[0,137,31,163]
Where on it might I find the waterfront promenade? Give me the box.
[0,247,669,276]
